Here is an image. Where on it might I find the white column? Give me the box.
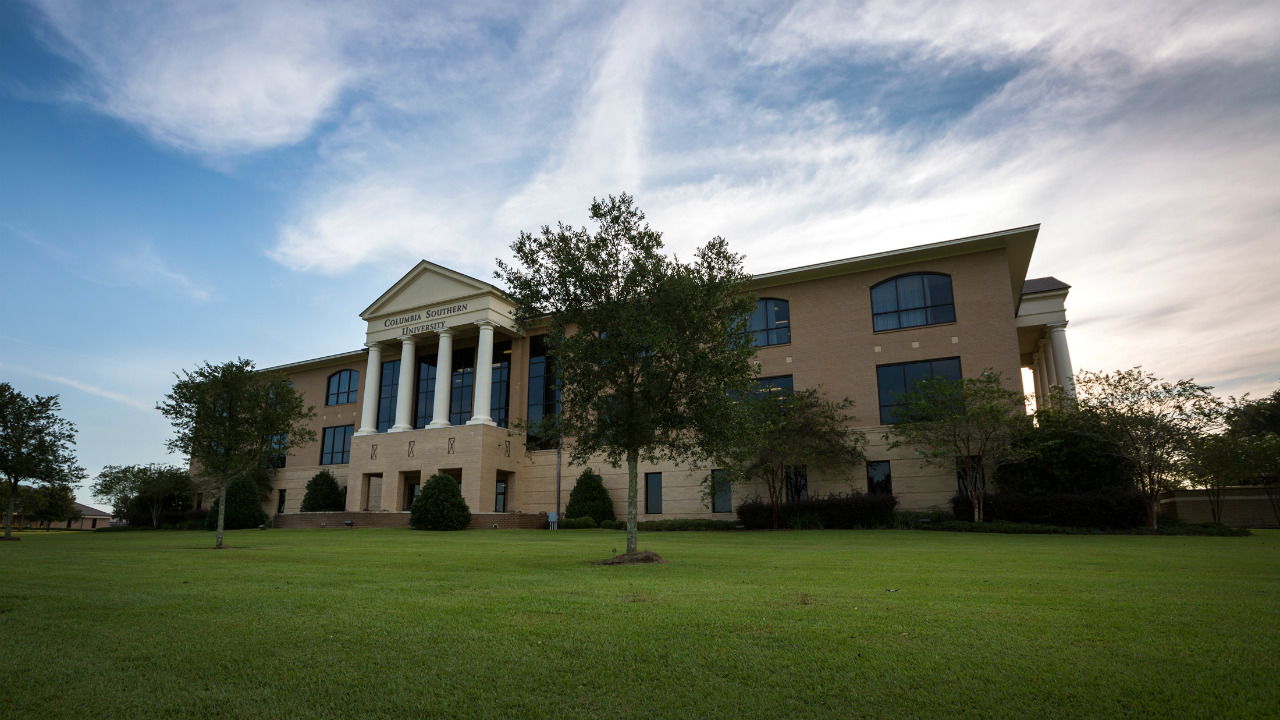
[1039,337,1057,391]
[428,329,454,428]
[468,321,496,426]
[1047,322,1075,397]
[1031,352,1046,405]
[355,343,383,436]
[390,336,416,432]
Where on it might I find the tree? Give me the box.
[885,372,1030,522]
[993,398,1136,495]
[1187,432,1280,525]
[157,359,316,548]
[497,194,758,555]
[1225,386,1280,438]
[409,473,472,530]
[563,468,616,524]
[28,483,80,529]
[203,474,269,530]
[0,382,85,539]
[300,469,345,512]
[1074,367,1223,529]
[92,464,193,529]
[716,387,867,529]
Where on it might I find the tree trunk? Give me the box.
[1265,483,1280,527]
[972,494,980,523]
[215,484,228,549]
[1206,486,1224,524]
[4,485,14,538]
[1146,494,1158,530]
[626,451,639,555]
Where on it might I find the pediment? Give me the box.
[361,261,499,320]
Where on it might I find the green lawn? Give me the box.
[2,529,1277,719]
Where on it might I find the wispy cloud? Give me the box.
[3,364,152,410]
[109,245,212,301]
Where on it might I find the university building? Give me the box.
[264,224,1074,527]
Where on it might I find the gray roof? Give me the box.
[74,502,111,517]
[1021,276,1070,294]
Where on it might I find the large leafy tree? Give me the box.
[157,359,316,548]
[885,372,1030,522]
[497,194,758,555]
[716,387,867,529]
[1074,367,1223,529]
[1,382,85,539]
[1225,386,1280,438]
[92,464,193,529]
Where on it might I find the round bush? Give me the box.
[410,474,472,531]
[204,475,269,530]
[563,468,615,524]
[300,469,345,512]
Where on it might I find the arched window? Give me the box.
[747,298,791,346]
[326,369,359,406]
[870,273,954,331]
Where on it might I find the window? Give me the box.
[711,470,732,513]
[866,461,892,494]
[645,472,663,514]
[262,433,287,469]
[871,273,955,331]
[746,298,791,346]
[376,359,401,432]
[419,353,445,425]
[785,465,808,501]
[276,489,287,514]
[196,493,203,510]
[449,347,476,426]
[491,341,512,428]
[321,425,354,465]
[754,375,794,397]
[527,335,560,447]
[495,477,508,512]
[876,357,962,424]
[327,369,359,406]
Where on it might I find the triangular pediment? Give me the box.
[361,261,500,320]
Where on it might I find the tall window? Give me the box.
[527,335,559,447]
[871,273,955,331]
[645,472,663,514]
[321,425,354,465]
[711,470,732,513]
[495,476,508,512]
[866,461,892,494]
[746,298,791,346]
[876,357,962,424]
[327,369,359,406]
[449,347,476,426]
[376,359,401,432]
[491,341,512,428]
[785,465,808,501]
[414,354,438,428]
[276,489,287,514]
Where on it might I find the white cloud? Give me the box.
[111,246,212,301]
[3,364,152,411]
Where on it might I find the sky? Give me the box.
[1,0,1277,511]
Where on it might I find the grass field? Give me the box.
[2,528,1277,719]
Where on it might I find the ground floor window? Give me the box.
[645,472,663,514]
[866,461,892,494]
[711,470,732,513]
[277,489,287,514]
[321,425,354,465]
[785,465,808,501]
[495,477,508,512]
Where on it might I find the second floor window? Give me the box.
[747,298,790,346]
[327,370,359,406]
[871,273,954,331]
[876,357,962,424]
[321,425,354,465]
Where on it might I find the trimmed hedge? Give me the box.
[204,476,269,530]
[637,518,737,532]
[950,491,1147,529]
[736,492,899,530]
[558,516,598,529]
[300,470,345,512]
[410,474,472,531]
[564,469,616,525]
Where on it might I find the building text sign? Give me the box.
[382,303,469,336]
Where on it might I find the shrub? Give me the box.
[563,468,616,524]
[737,492,898,530]
[598,519,624,530]
[300,470,345,512]
[558,516,598,529]
[637,518,737,531]
[950,491,1147,529]
[204,476,270,530]
[409,474,472,531]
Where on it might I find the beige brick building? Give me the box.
[260,225,1075,525]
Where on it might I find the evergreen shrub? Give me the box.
[204,475,269,530]
[563,468,616,524]
[636,518,736,531]
[300,470,345,512]
[598,519,624,530]
[736,492,898,530]
[558,516,598,529]
[950,490,1146,529]
[409,474,472,531]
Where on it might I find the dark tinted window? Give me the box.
[746,298,791,346]
[871,273,955,331]
[785,465,808,501]
[495,478,508,512]
[645,472,662,514]
[491,341,512,428]
[376,359,400,432]
[755,375,794,397]
[321,425,354,465]
[327,370,359,406]
[876,357,962,423]
[711,470,732,513]
[414,354,437,428]
[867,461,892,494]
[449,347,475,426]
[527,335,560,447]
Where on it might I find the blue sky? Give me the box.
[2,0,1278,510]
